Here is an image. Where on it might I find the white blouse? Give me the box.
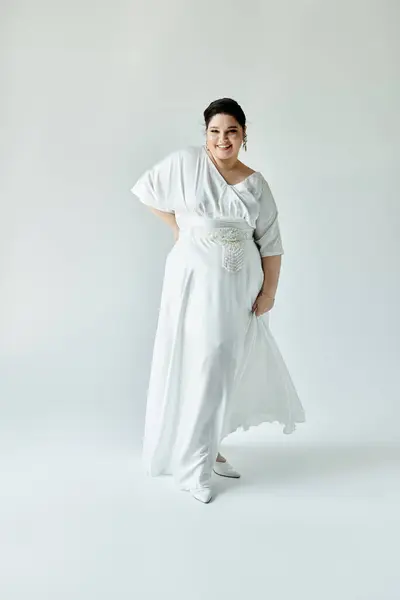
[130,145,284,257]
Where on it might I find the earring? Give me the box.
[243,135,248,151]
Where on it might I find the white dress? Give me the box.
[131,145,305,491]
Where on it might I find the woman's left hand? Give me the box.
[252,291,275,316]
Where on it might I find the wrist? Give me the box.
[260,289,275,299]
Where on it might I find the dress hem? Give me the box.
[223,412,306,438]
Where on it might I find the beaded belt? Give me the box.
[194,226,254,272]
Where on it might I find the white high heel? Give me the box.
[213,460,241,478]
[190,487,213,504]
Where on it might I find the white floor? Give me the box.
[1,428,400,600]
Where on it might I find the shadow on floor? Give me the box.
[213,443,400,493]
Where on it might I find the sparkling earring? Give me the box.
[243,135,248,151]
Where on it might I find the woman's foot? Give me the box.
[213,458,241,478]
[190,487,213,504]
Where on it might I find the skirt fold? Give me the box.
[142,219,305,488]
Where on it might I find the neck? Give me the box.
[206,147,239,171]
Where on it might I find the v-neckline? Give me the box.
[202,145,260,188]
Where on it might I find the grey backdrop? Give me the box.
[1,0,399,459]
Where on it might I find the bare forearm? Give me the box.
[261,255,282,298]
[150,208,179,239]
[150,208,176,227]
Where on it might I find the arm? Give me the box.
[253,179,284,316]
[150,208,179,241]
[252,255,282,316]
[261,255,282,298]
[130,149,182,235]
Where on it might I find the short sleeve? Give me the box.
[254,178,284,257]
[130,150,181,214]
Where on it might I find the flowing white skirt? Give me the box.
[142,215,305,490]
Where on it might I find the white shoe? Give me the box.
[213,460,241,478]
[190,487,213,504]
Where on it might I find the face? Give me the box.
[206,113,245,161]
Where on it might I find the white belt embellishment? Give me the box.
[208,227,253,273]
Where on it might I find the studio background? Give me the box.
[2,1,398,452]
[2,2,400,599]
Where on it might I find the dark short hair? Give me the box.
[203,98,246,130]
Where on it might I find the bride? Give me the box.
[130,97,305,504]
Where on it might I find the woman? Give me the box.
[131,98,305,504]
